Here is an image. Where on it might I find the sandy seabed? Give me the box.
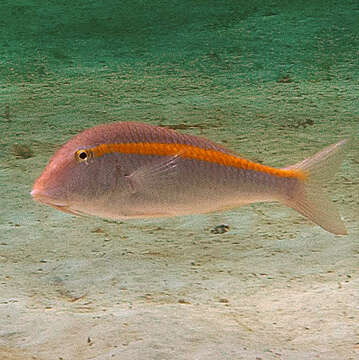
[1,133,358,359]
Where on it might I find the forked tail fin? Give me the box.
[282,139,350,235]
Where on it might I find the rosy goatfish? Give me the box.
[31,122,348,235]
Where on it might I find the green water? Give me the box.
[1,1,358,359]
[2,0,359,84]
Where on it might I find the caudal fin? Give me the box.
[282,139,349,235]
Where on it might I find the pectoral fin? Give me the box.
[125,154,182,195]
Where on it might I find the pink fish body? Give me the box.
[31,122,348,235]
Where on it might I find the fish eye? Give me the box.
[75,149,91,162]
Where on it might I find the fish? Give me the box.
[31,122,349,235]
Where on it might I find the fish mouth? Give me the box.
[31,189,82,216]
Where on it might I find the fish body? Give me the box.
[31,122,348,235]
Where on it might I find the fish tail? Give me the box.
[281,139,350,235]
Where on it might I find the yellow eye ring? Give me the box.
[75,149,92,162]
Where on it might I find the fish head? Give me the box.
[31,137,120,216]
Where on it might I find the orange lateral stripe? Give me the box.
[90,143,307,180]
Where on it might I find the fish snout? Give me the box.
[31,188,68,207]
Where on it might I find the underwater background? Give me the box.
[1,1,358,359]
